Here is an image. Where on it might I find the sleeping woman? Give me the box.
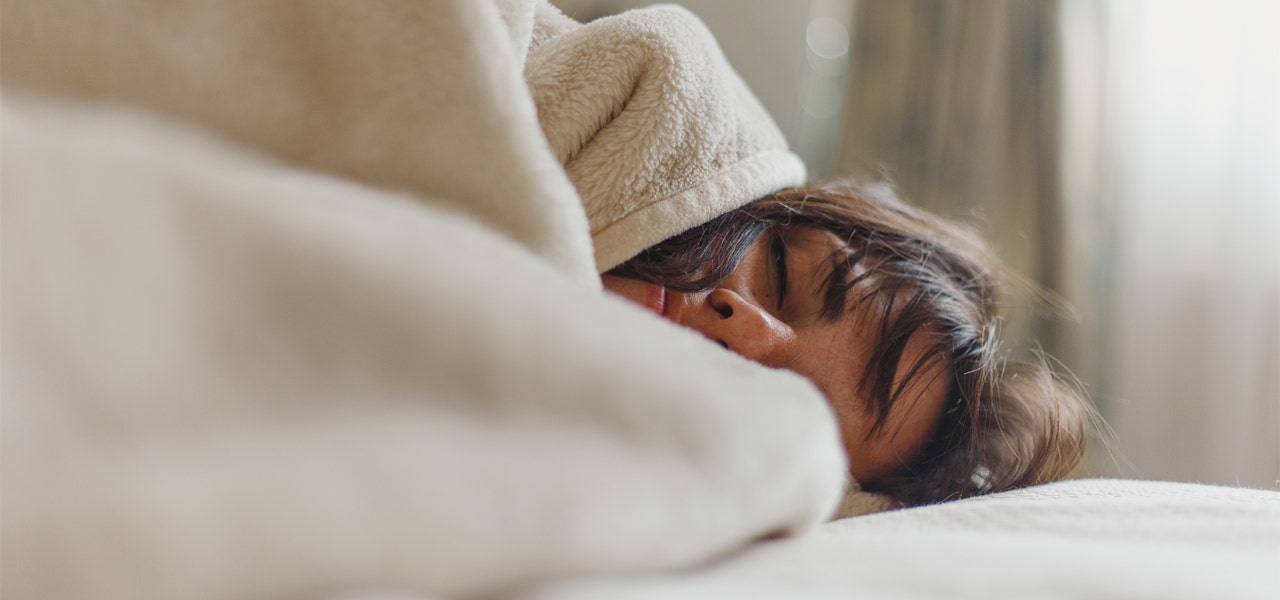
[0,1,1100,595]
[601,180,1092,507]
[528,2,1092,509]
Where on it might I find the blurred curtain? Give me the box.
[838,0,1280,487]
[836,0,1067,362]
[1078,0,1280,488]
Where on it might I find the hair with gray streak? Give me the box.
[609,179,1095,506]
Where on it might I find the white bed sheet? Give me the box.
[510,479,1280,600]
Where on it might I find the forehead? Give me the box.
[779,227,848,307]
[781,227,847,261]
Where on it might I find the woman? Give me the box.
[519,0,1090,504]
[522,3,1092,507]
[602,179,1094,506]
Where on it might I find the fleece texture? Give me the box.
[0,2,849,599]
[1,91,846,600]
[527,5,807,271]
[0,0,597,283]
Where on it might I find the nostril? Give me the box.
[718,340,729,349]
[715,304,733,318]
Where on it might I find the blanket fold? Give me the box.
[0,2,848,599]
[1,97,845,600]
[0,0,597,283]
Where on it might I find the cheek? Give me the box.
[839,412,885,484]
[834,393,882,458]
[786,339,881,476]
[846,348,952,484]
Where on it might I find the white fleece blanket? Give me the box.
[0,2,847,598]
[1,0,599,282]
[0,95,843,600]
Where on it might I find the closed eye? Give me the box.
[771,233,789,311]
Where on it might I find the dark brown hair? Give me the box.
[609,179,1094,506]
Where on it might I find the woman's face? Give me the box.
[603,228,950,484]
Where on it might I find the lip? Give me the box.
[642,283,667,317]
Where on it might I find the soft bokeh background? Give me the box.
[554,0,1280,489]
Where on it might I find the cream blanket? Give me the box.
[6,4,1279,600]
[1,1,849,600]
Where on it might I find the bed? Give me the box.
[2,2,1276,600]
[516,478,1280,600]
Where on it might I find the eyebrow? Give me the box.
[771,232,789,310]
[820,245,865,322]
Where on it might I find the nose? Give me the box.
[682,289,799,366]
